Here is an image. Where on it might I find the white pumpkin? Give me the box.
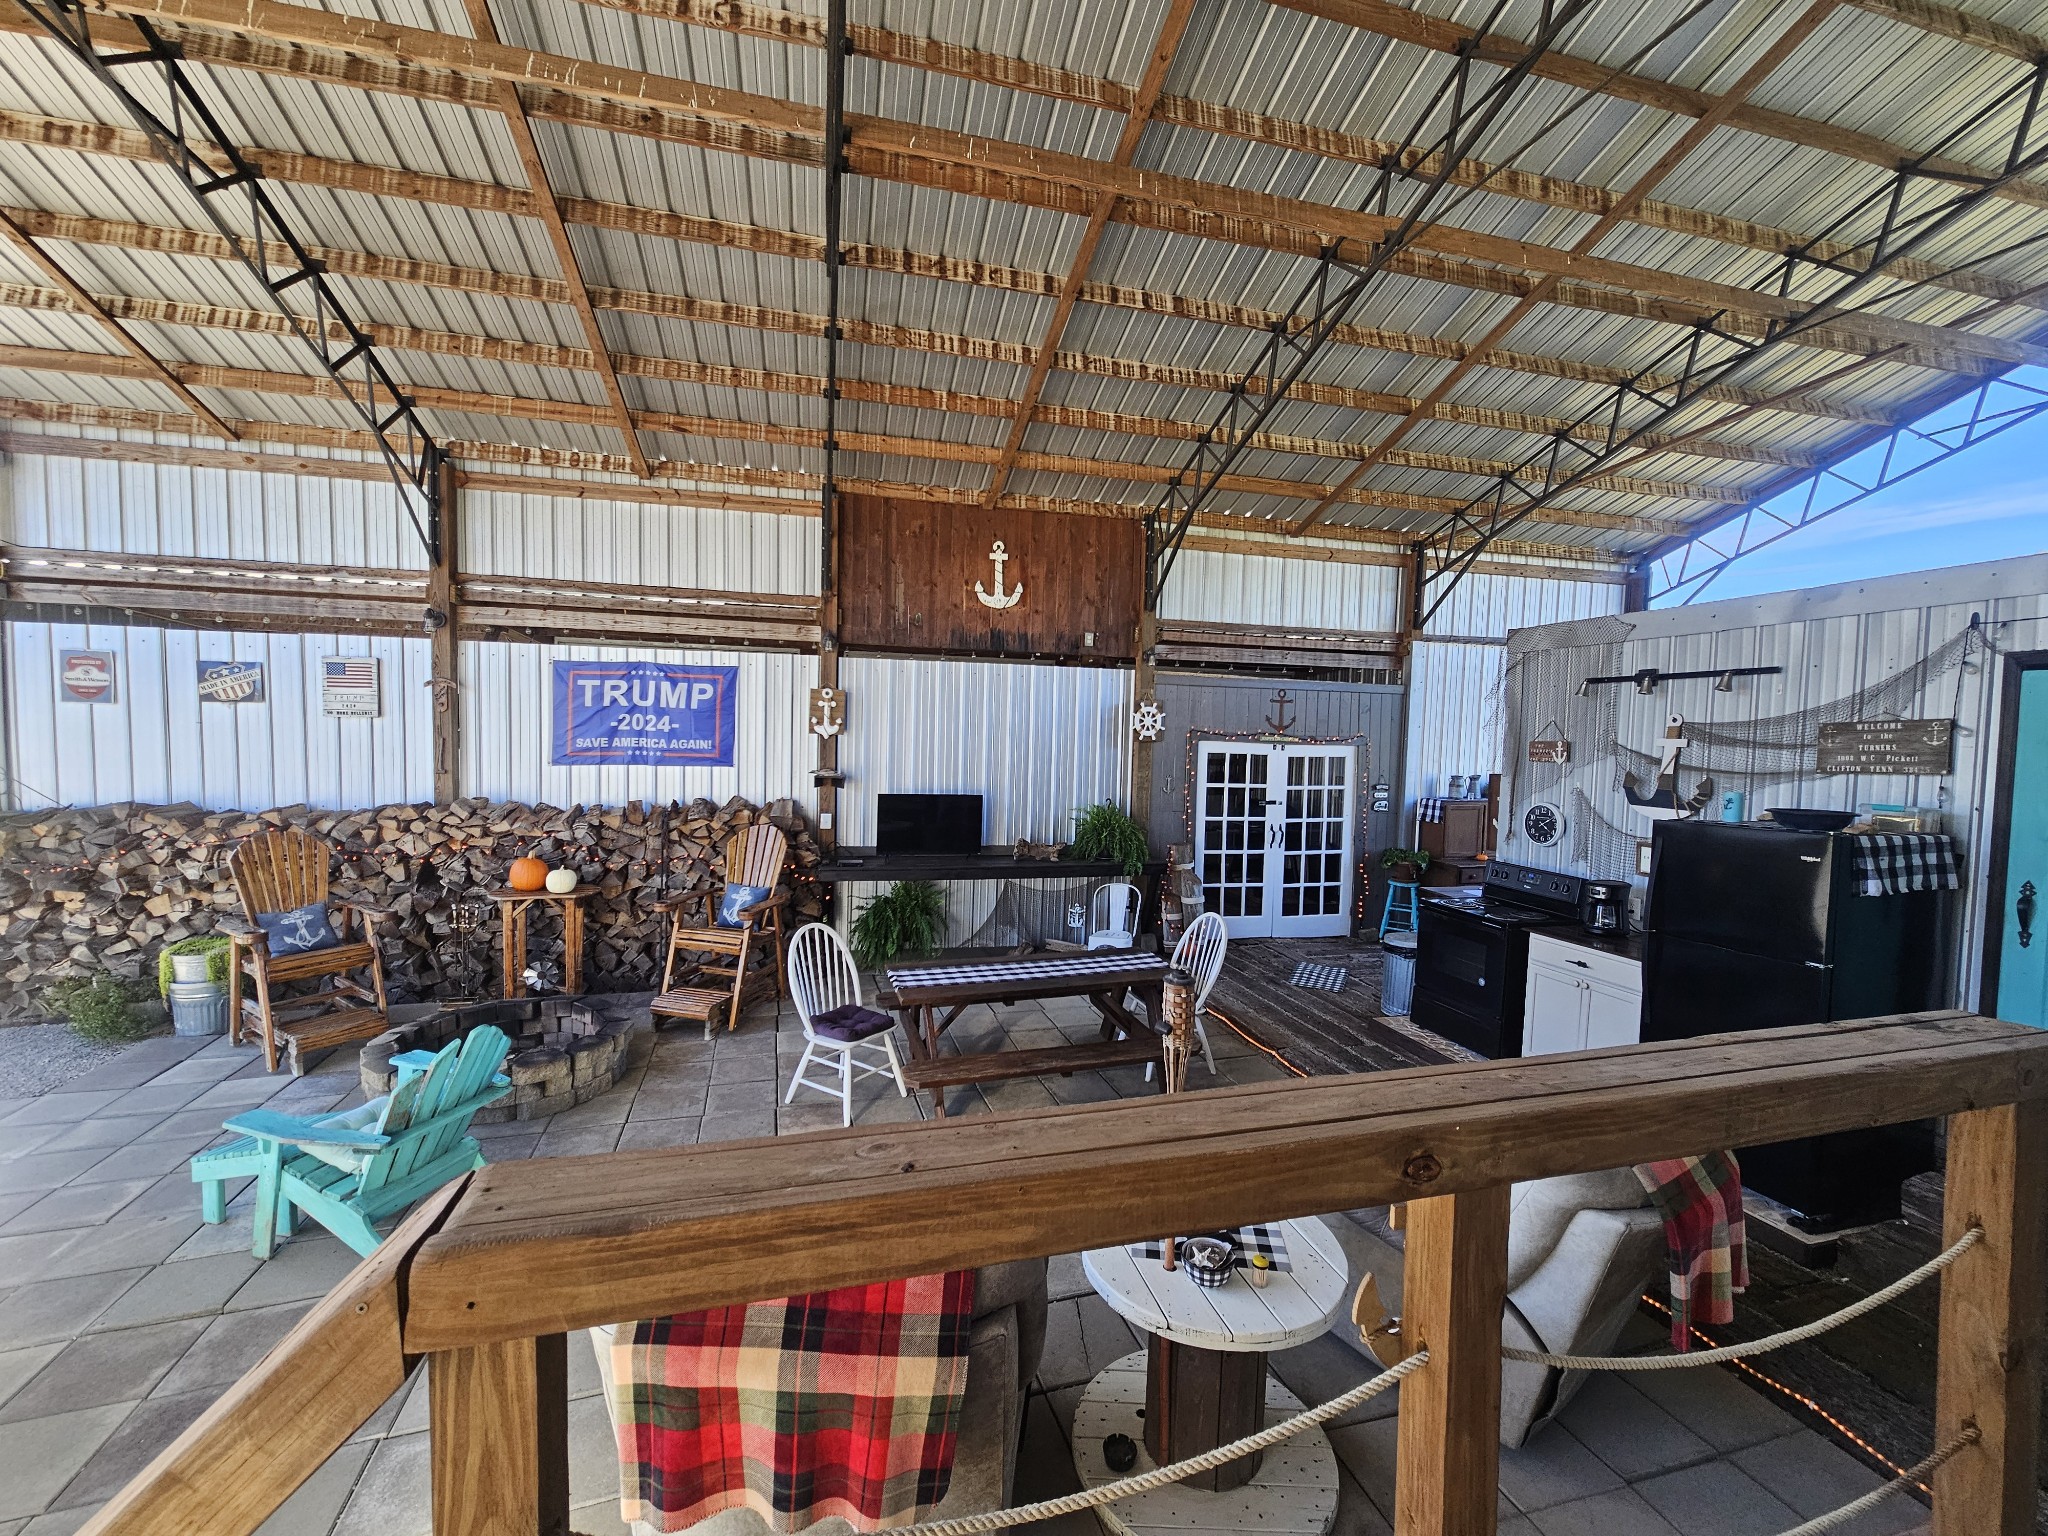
[544,868,578,894]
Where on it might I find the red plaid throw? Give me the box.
[613,1271,977,1533]
[1635,1152,1748,1350]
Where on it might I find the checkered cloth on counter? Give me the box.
[1635,1153,1747,1352]
[1130,1224,1292,1273]
[885,952,1162,997]
[1847,833,1960,897]
[1289,962,1349,993]
[613,1271,977,1532]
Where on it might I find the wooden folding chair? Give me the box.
[649,823,789,1038]
[223,827,395,1075]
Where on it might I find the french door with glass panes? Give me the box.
[1195,742,1355,938]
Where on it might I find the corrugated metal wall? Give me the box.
[8,621,433,809]
[1159,548,1402,631]
[459,486,817,593]
[1146,673,1406,858]
[833,656,1132,845]
[1497,555,2048,1003]
[1403,575,1626,830]
[460,642,817,809]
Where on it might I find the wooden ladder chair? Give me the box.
[220,1025,512,1258]
[224,827,396,1075]
[650,823,790,1038]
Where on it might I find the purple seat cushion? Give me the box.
[811,1003,895,1043]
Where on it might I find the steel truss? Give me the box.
[1415,53,2048,625]
[1139,0,1598,608]
[16,0,443,557]
[1648,368,2048,605]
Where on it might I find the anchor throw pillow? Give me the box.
[256,902,340,955]
[717,883,773,928]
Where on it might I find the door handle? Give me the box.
[2020,880,2037,949]
[1567,958,1589,969]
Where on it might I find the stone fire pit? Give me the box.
[359,998,648,1121]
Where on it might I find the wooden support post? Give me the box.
[1394,1184,1509,1536]
[1933,1101,2048,1536]
[429,1333,569,1536]
[429,459,461,803]
[816,590,840,855]
[1131,605,1158,837]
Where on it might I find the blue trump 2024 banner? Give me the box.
[551,661,738,767]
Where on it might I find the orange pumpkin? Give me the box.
[508,856,549,892]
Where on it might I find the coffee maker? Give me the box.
[1579,879,1630,938]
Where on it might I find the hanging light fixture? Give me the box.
[1715,671,1736,692]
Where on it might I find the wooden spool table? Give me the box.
[488,887,594,998]
[1076,1216,1349,1535]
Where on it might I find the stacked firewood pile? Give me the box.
[0,795,825,1016]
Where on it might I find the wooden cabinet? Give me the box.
[1522,933,1642,1056]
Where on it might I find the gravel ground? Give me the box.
[0,1020,142,1098]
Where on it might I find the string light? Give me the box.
[1208,1001,1308,1078]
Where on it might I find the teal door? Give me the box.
[1996,669,2048,1027]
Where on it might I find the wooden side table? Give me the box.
[488,888,594,998]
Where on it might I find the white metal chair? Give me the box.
[784,922,909,1127]
[1148,911,1228,1080]
[1086,881,1142,950]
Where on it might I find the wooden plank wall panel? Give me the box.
[837,495,1142,661]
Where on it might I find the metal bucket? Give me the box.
[169,952,214,984]
[167,979,229,1037]
[1380,931,1417,1017]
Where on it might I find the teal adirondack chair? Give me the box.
[217,1026,512,1259]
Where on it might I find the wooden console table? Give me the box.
[488,888,593,998]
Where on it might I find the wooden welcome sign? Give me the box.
[1815,718,1954,775]
[836,494,1141,660]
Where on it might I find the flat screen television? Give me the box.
[876,794,984,857]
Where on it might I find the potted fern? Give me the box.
[1067,801,1149,877]
[851,880,946,971]
[1378,847,1431,885]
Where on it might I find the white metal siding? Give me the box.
[7,441,426,570]
[459,489,818,594]
[834,657,1132,846]
[459,641,816,810]
[8,622,433,810]
[1160,549,1402,632]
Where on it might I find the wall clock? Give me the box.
[1523,802,1566,847]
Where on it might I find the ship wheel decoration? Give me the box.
[1132,697,1167,741]
[1523,801,1566,847]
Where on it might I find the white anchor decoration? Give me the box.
[974,540,1024,609]
[810,687,844,738]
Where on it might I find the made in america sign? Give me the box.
[551,661,738,767]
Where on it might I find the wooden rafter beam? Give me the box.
[982,0,1195,507]
[1272,0,2048,211]
[1847,0,2048,63]
[1292,0,1841,532]
[459,0,647,476]
[0,209,239,439]
[0,113,1921,424]
[51,0,2048,375]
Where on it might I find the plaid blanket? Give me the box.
[1635,1153,1747,1350]
[1847,833,1960,897]
[613,1272,978,1532]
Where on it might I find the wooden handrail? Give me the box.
[72,1012,2048,1536]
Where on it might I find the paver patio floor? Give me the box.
[0,998,1925,1536]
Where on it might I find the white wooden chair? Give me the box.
[784,922,908,1127]
[1086,881,1142,950]
[1148,911,1228,1080]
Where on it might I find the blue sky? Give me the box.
[1651,365,2048,605]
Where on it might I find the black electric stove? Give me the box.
[1411,860,1585,1057]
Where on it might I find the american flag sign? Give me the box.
[320,656,381,717]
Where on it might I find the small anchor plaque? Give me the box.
[1265,689,1298,734]
[974,540,1024,609]
[808,686,846,739]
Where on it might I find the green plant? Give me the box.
[1377,847,1432,874]
[1068,801,1149,877]
[157,935,232,999]
[46,973,153,1042]
[850,880,946,971]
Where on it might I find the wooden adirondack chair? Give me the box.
[219,1025,512,1258]
[224,827,396,1075]
[649,822,790,1038]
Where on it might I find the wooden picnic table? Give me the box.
[876,951,1171,1118]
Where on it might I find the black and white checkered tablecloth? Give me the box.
[1847,833,1960,897]
[885,951,1165,997]
[1129,1224,1292,1273]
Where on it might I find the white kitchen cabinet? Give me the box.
[1522,933,1642,1056]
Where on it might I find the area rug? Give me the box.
[1289,962,1350,993]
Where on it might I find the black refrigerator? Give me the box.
[1641,819,1952,1231]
